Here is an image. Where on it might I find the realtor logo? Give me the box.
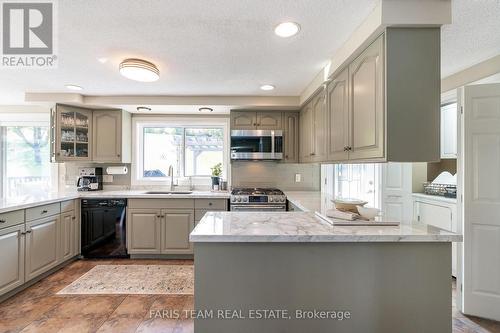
[1,1,57,67]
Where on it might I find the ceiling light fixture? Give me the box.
[199,107,214,113]
[274,22,300,38]
[136,106,152,112]
[119,58,160,82]
[260,84,275,91]
[65,84,83,91]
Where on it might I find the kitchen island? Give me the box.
[190,211,462,333]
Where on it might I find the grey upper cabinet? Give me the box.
[92,110,131,163]
[348,35,384,161]
[299,100,314,163]
[231,111,257,130]
[230,111,282,130]
[256,111,282,130]
[53,104,92,162]
[327,68,349,161]
[314,28,440,163]
[52,104,131,163]
[311,90,327,162]
[282,112,299,163]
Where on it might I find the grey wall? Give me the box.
[231,162,320,191]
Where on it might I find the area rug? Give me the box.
[57,265,194,295]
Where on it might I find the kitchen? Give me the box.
[0,0,500,332]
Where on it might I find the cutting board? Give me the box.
[315,212,401,226]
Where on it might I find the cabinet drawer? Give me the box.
[128,199,194,209]
[26,203,60,222]
[60,200,75,213]
[194,199,227,210]
[0,210,25,229]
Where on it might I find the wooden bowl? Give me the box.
[332,198,368,213]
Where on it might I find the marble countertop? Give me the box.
[190,211,462,243]
[0,190,230,214]
[411,192,457,204]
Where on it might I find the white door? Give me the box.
[462,83,500,320]
[441,103,458,159]
[381,163,412,222]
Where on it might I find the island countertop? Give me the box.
[190,211,462,243]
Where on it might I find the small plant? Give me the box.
[211,163,222,177]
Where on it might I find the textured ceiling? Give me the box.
[0,0,377,104]
[441,0,500,77]
[1,0,499,106]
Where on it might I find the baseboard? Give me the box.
[130,254,194,260]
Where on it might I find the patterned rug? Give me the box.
[57,265,194,295]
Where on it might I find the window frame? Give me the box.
[132,116,230,186]
[0,112,58,198]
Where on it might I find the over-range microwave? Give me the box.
[230,130,283,160]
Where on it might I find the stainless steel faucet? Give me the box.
[167,165,176,191]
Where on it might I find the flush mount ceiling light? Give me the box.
[65,84,83,91]
[136,106,152,112]
[199,107,214,113]
[274,22,300,38]
[119,58,160,82]
[260,84,275,91]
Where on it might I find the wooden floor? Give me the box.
[0,259,499,333]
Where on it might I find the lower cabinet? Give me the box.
[59,210,76,262]
[413,196,458,276]
[161,210,194,254]
[0,224,25,295]
[25,216,59,281]
[127,198,228,255]
[127,209,162,254]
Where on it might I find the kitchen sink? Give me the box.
[143,191,193,195]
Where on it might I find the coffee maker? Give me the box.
[77,167,103,191]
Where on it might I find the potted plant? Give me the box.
[210,163,222,188]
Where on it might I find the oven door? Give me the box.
[230,130,283,160]
[230,204,287,212]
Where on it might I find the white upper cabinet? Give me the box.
[440,103,458,159]
[304,28,441,164]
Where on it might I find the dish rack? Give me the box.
[423,182,457,198]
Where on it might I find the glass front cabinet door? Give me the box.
[52,105,92,161]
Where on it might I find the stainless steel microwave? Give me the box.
[230,130,283,160]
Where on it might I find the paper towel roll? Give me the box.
[106,166,128,175]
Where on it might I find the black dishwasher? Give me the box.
[81,199,128,258]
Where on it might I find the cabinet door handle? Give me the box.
[117,154,121,157]
[310,153,315,156]
[26,230,32,233]
[156,215,161,218]
[285,155,289,159]
[72,216,76,220]
[20,231,26,235]
[209,202,213,206]
[41,210,48,214]
[0,219,5,223]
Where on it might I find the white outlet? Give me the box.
[295,173,301,182]
[103,175,113,183]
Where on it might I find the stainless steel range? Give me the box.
[230,188,287,211]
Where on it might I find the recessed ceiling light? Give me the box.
[65,84,83,91]
[119,58,160,82]
[136,106,152,112]
[260,84,275,91]
[199,107,214,113]
[98,57,108,64]
[274,22,300,38]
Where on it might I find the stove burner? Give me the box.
[231,187,284,196]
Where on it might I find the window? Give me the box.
[334,164,379,207]
[0,114,56,198]
[134,118,228,184]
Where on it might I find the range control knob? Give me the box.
[243,197,248,202]
[237,197,242,202]
[269,197,274,202]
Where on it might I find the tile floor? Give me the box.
[0,259,499,333]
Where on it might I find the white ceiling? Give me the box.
[441,0,500,77]
[0,0,377,104]
[1,0,499,106]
